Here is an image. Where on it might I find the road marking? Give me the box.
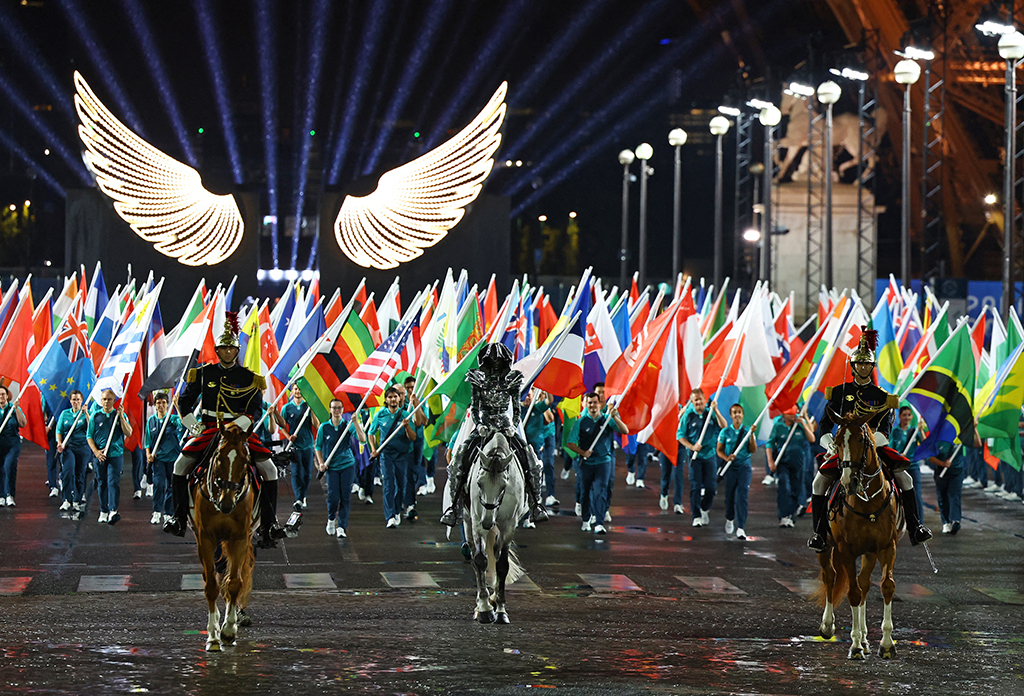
[773,577,819,599]
[578,573,642,592]
[973,587,1024,604]
[0,577,32,595]
[181,574,204,591]
[508,575,541,592]
[77,575,131,592]
[380,571,439,588]
[284,573,337,589]
[676,576,746,595]
[895,583,945,602]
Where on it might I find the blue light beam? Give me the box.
[193,0,244,185]
[0,3,77,126]
[292,0,333,270]
[326,0,392,186]
[0,126,67,198]
[361,0,453,175]
[118,0,198,167]
[255,0,280,269]
[57,0,147,136]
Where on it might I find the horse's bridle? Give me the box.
[477,431,513,512]
[200,435,252,510]
[836,423,892,522]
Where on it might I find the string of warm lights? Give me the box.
[334,81,507,270]
[73,70,243,266]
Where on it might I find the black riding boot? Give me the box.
[900,489,932,545]
[440,471,466,527]
[161,474,190,536]
[257,479,287,547]
[525,461,549,523]
[806,494,829,552]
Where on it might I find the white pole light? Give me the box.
[816,81,841,104]
[668,128,687,147]
[894,59,922,85]
[635,142,654,160]
[709,115,730,136]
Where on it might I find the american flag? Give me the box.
[335,307,421,398]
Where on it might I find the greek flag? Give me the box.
[89,282,162,402]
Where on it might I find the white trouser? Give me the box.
[172,451,278,481]
[812,468,914,495]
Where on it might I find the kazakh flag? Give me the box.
[976,341,1024,471]
[872,299,901,392]
[906,322,977,462]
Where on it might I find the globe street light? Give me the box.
[618,149,635,291]
[635,142,654,291]
[758,105,781,286]
[817,80,842,289]
[999,30,1024,321]
[668,128,688,280]
[894,58,921,289]
[709,115,731,289]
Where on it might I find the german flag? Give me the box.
[297,310,376,421]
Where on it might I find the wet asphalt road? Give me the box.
[0,448,1022,695]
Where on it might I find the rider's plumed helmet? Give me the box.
[478,342,514,373]
[217,311,241,349]
[850,326,877,365]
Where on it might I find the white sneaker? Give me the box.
[700,510,710,526]
[673,504,685,514]
[762,475,775,486]
[574,502,582,516]
[386,517,398,529]
[326,519,337,535]
[5,496,13,507]
[560,468,570,480]
[148,511,160,524]
[426,479,436,494]
[692,517,703,527]
[73,503,82,512]
[352,483,360,494]
[779,516,794,528]
[98,512,109,523]
[725,519,735,534]
[59,500,71,511]
[301,498,308,509]
[365,497,374,505]
[49,487,59,498]
[336,527,346,538]
[635,479,645,489]
[522,519,536,529]
[374,477,382,486]
[604,511,612,523]
[736,528,746,539]
[626,472,636,485]
[594,524,607,534]
[417,485,428,496]
[393,514,401,526]
[984,483,1001,493]
[0,498,6,507]
[544,495,560,506]
[581,520,592,532]
[659,495,669,510]
[132,490,141,500]
[941,522,951,534]
[146,485,154,497]
[963,476,976,487]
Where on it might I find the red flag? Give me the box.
[32,298,52,355]
[123,353,146,451]
[361,296,382,346]
[483,275,498,330]
[18,382,48,449]
[767,321,828,415]
[970,312,986,366]
[606,299,677,432]
[536,294,557,345]
[0,293,47,449]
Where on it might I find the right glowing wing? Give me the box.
[74,71,243,266]
[335,82,507,269]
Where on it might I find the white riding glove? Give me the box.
[819,432,835,455]
[181,413,202,436]
[873,431,888,447]
[233,415,253,431]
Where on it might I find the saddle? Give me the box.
[824,470,902,526]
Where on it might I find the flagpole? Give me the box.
[938,443,963,479]
[57,409,85,450]
[283,406,312,453]
[901,426,919,456]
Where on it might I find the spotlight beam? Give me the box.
[289,0,333,270]
[501,0,673,162]
[326,0,392,186]
[0,69,92,187]
[57,0,147,136]
[362,0,453,176]
[0,3,77,126]
[424,0,533,148]
[255,0,280,270]
[0,126,67,198]
[118,0,198,167]
[193,0,244,185]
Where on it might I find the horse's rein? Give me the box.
[201,437,251,507]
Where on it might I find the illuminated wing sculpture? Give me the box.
[335,82,507,270]
[74,71,244,266]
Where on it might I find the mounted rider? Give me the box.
[163,313,291,547]
[807,328,933,552]
[440,342,549,526]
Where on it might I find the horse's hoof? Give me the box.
[878,644,896,659]
[848,647,865,660]
[476,610,496,624]
[495,612,510,624]
[238,611,252,627]
[220,631,236,645]
[819,625,834,640]
[205,641,221,652]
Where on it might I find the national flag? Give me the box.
[377,278,402,337]
[700,286,778,395]
[517,278,587,399]
[90,282,162,401]
[31,288,54,358]
[271,279,297,349]
[90,284,128,371]
[975,340,1024,471]
[360,293,382,346]
[483,274,498,330]
[583,283,621,389]
[243,302,280,379]
[335,307,421,402]
[766,320,829,415]
[872,294,901,392]
[269,300,326,402]
[906,322,977,461]
[51,275,78,332]
[0,279,20,340]
[83,262,109,338]
[140,292,215,396]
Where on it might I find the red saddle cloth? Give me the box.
[818,445,910,471]
[182,425,272,457]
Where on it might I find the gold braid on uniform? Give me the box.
[216,377,262,422]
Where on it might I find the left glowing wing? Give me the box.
[335,82,507,269]
[73,71,243,266]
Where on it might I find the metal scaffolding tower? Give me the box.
[856,34,881,302]
[920,57,947,283]
[733,114,754,282]
[805,102,826,318]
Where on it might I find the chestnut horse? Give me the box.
[813,407,903,660]
[192,422,256,652]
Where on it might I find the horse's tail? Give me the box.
[505,543,525,585]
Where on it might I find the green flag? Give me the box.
[976,341,1024,470]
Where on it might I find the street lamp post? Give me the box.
[635,142,654,291]
[669,128,688,280]
[758,105,781,286]
[817,80,842,289]
[709,116,731,290]
[999,31,1024,322]
[618,149,635,292]
[894,59,921,289]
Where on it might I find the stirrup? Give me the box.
[162,516,186,537]
[807,533,827,552]
[909,524,932,546]
[530,504,549,523]
[440,507,460,527]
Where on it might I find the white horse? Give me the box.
[463,427,528,624]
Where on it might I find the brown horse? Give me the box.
[192,422,256,652]
[813,407,903,660]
